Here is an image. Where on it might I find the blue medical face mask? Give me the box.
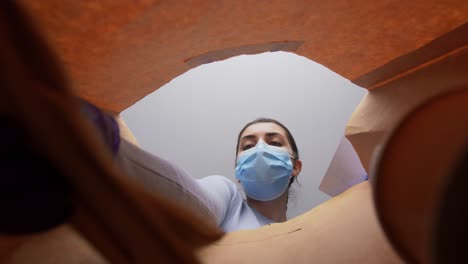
[235,140,294,201]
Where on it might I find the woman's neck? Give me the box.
[246,191,288,222]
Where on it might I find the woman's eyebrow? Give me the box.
[240,132,283,142]
[240,134,257,142]
[265,132,283,138]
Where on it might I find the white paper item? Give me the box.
[319,136,368,196]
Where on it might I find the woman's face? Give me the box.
[237,122,294,158]
[236,121,302,181]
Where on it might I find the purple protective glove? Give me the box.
[78,100,120,156]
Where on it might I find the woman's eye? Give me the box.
[269,141,282,147]
[242,144,254,150]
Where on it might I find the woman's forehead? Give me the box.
[241,122,287,139]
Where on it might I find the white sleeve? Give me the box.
[115,138,234,226]
[196,175,239,225]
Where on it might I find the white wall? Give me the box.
[121,51,366,218]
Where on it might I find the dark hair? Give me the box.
[235,117,300,186]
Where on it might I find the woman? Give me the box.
[119,119,301,232]
[222,118,302,230]
[81,103,302,232]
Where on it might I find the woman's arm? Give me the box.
[115,138,233,226]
